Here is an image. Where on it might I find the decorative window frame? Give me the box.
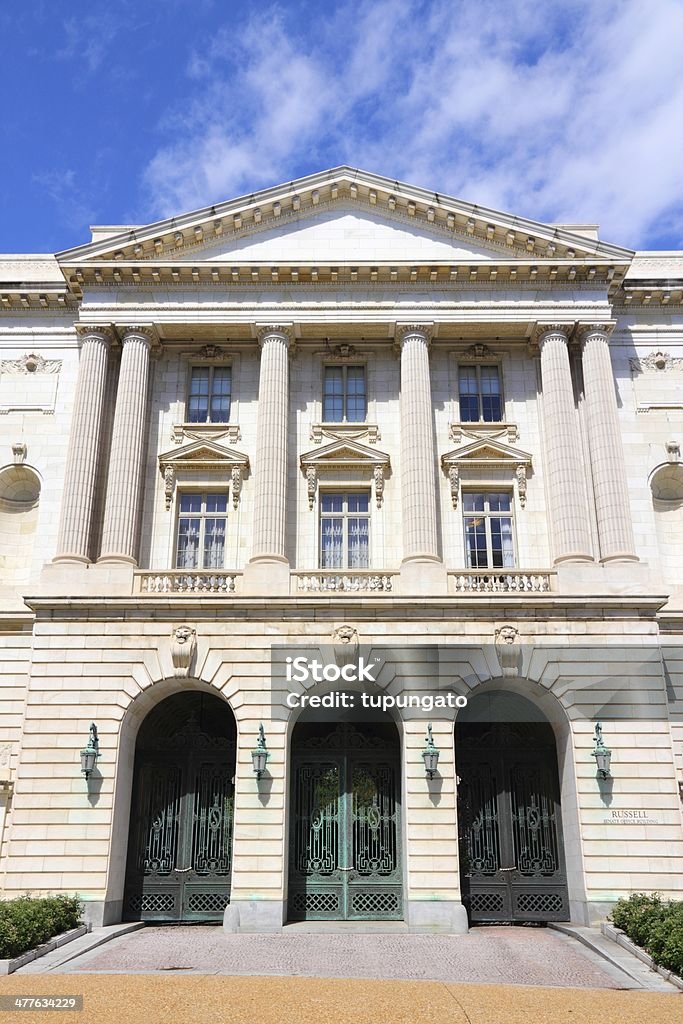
[460,488,519,569]
[173,489,231,571]
[300,439,390,511]
[317,488,373,570]
[158,439,249,511]
[310,345,380,443]
[441,438,532,511]
[450,342,512,436]
[172,346,241,444]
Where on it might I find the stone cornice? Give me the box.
[57,260,624,295]
[22,593,670,618]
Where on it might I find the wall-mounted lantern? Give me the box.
[592,722,612,779]
[422,722,440,779]
[80,723,99,779]
[251,723,269,779]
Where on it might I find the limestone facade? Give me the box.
[0,167,682,931]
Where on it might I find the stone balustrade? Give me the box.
[135,571,242,594]
[448,570,556,594]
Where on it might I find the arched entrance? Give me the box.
[123,691,236,922]
[455,690,569,923]
[288,716,402,921]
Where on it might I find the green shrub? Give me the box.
[611,893,683,978]
[611,892,663,947]
[0,895,82,960]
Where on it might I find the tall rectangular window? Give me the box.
[463,492,515,568]
[320,492,370,569]
[323,365,366,422]
[458,365,502,422]
[188,366,232,423]
[176,492,228,569]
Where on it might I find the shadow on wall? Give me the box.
[0,463,41,586]
[650,461,683,588]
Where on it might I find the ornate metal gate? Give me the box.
[456,721,569,922]
[124,695,236,922]
[288,723,402,920]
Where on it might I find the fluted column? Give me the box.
[99,326,154,564]
[579,323,637,562]
[54,326,114,562]
[537,324,593,563]
[397,324,441,568]
[247,326,291,587]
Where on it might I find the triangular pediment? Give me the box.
[441,438,532,467]
[58,166,632,269]
[300,438,390,468]
[159,439,249,468]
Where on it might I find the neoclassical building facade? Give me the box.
[0,167,682,932]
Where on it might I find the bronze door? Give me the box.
[457,723,569,922]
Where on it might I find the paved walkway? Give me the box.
[14,924,650,987]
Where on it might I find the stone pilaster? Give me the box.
[579,323,637,562]
[98,326,154,564]
[54,326,114,563]
[243,325,292,594]
[396,324,446,593]
[537,324,593,564]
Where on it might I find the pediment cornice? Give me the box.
[57,166,633,271]
[441,438,532,466]
[300,438,390,469]
[300,437,390,509]
[158,439,249,510]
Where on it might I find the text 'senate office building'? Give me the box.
[1,167,682,933]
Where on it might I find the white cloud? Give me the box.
[142,0,683,247]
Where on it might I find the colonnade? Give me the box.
[54,320,637,573]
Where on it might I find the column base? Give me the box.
[52,553,90,565]
[400,557,447,595]
[243,556,290,595]
[406,899,469,934]
[553,553,595,565]
[223,899,285,933]
[97,554,138,566]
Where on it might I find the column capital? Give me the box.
[116,324,159,348]
[394,323,435,348]
[75,323,116,343]
[576,321,616,345]
[531,322,574,347]
[255,323,294,347]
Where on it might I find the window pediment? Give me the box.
[441,438,532,468]
[158,439,249,510]
[441,439,532,510]
[300,439,390,509]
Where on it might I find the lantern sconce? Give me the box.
[592,722,612,779]
[422,722,440,779]
[251,723,269,779]
[80,723,99,779]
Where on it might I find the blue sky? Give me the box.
[2,0,682,253]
